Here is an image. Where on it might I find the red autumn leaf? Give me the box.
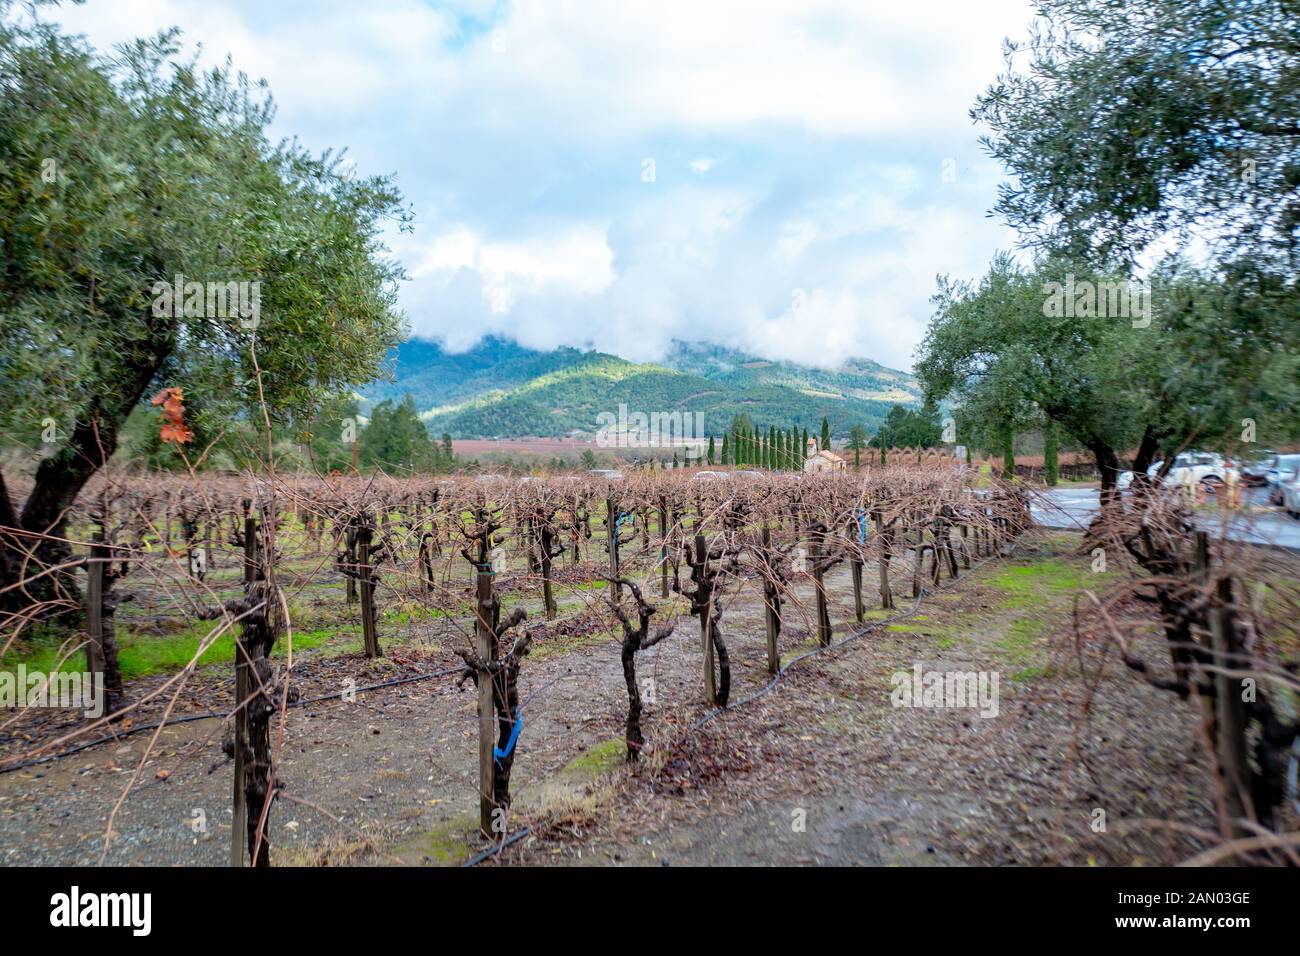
[153,386,193,445]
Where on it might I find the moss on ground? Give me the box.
[561,737,626,778]
[391,812,480,866]
[988,558,1089,608]
[2,622,344,681]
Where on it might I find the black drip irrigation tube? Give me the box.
[0,664,466,775]
[462,826,533,867]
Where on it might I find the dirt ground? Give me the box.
[0,529,1289,866]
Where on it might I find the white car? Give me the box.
[1266,454,1300,505]
[1283,476,1300,518]
[1116,451,1238,492]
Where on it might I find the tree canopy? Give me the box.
[916,253,1299,497]
[974,0,1300,267]
[0,2,408,599]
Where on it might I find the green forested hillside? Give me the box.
[362,336,922,439]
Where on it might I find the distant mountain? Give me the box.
[662,341,920,404]
[361,336,922,440]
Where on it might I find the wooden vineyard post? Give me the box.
[960,523,971,569]
[85,531,106,688]
[357,516,381,658]
[417,533,435,594]
[540,530,557,621]
[344,520,358,605]
[659,498,669,599]
[85,507,126,716]
[232,502,258,867]
[475,563,496,839]
[231,577,281,868]
[850,559,864,623]
[811,530,831,647]
[606,496,621,605]
[849,513,865,624]
[761,526,779,676]
[1198,531,1250,838]
[242,499,256,584]
[231,629,250,868]
[696,534,716,705]
[939,514,958,580]
[911,519,922,599]
[1211,573,1250,838]
[580,498,592,563]
[874,511,893,610]
[930,521,943,585]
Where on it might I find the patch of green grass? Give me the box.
[384,605,448,625]
[562,737,626,778]
[780,639,821,668]
[3,622,350,682]
[994,617,1044,664]
[1010,665,1046,682]
[988,558,1095,609]
[394,812,479,866]
[935,637,956,650]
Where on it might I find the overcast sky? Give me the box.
[54,0,1032,372]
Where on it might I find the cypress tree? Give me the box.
[801,427,809,463]
[820,417,830,453]
[707,434,716,466]
[720,433,728,466]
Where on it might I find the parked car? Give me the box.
[1241,450,1280,486]
[1266,454,1300,505]
[1116,451,1238,492]
[1282,474,1300,518]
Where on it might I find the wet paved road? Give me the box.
[1031,487,1300,552]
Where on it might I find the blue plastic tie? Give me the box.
[494,706,523,767]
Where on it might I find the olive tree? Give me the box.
[0,5,409,615]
